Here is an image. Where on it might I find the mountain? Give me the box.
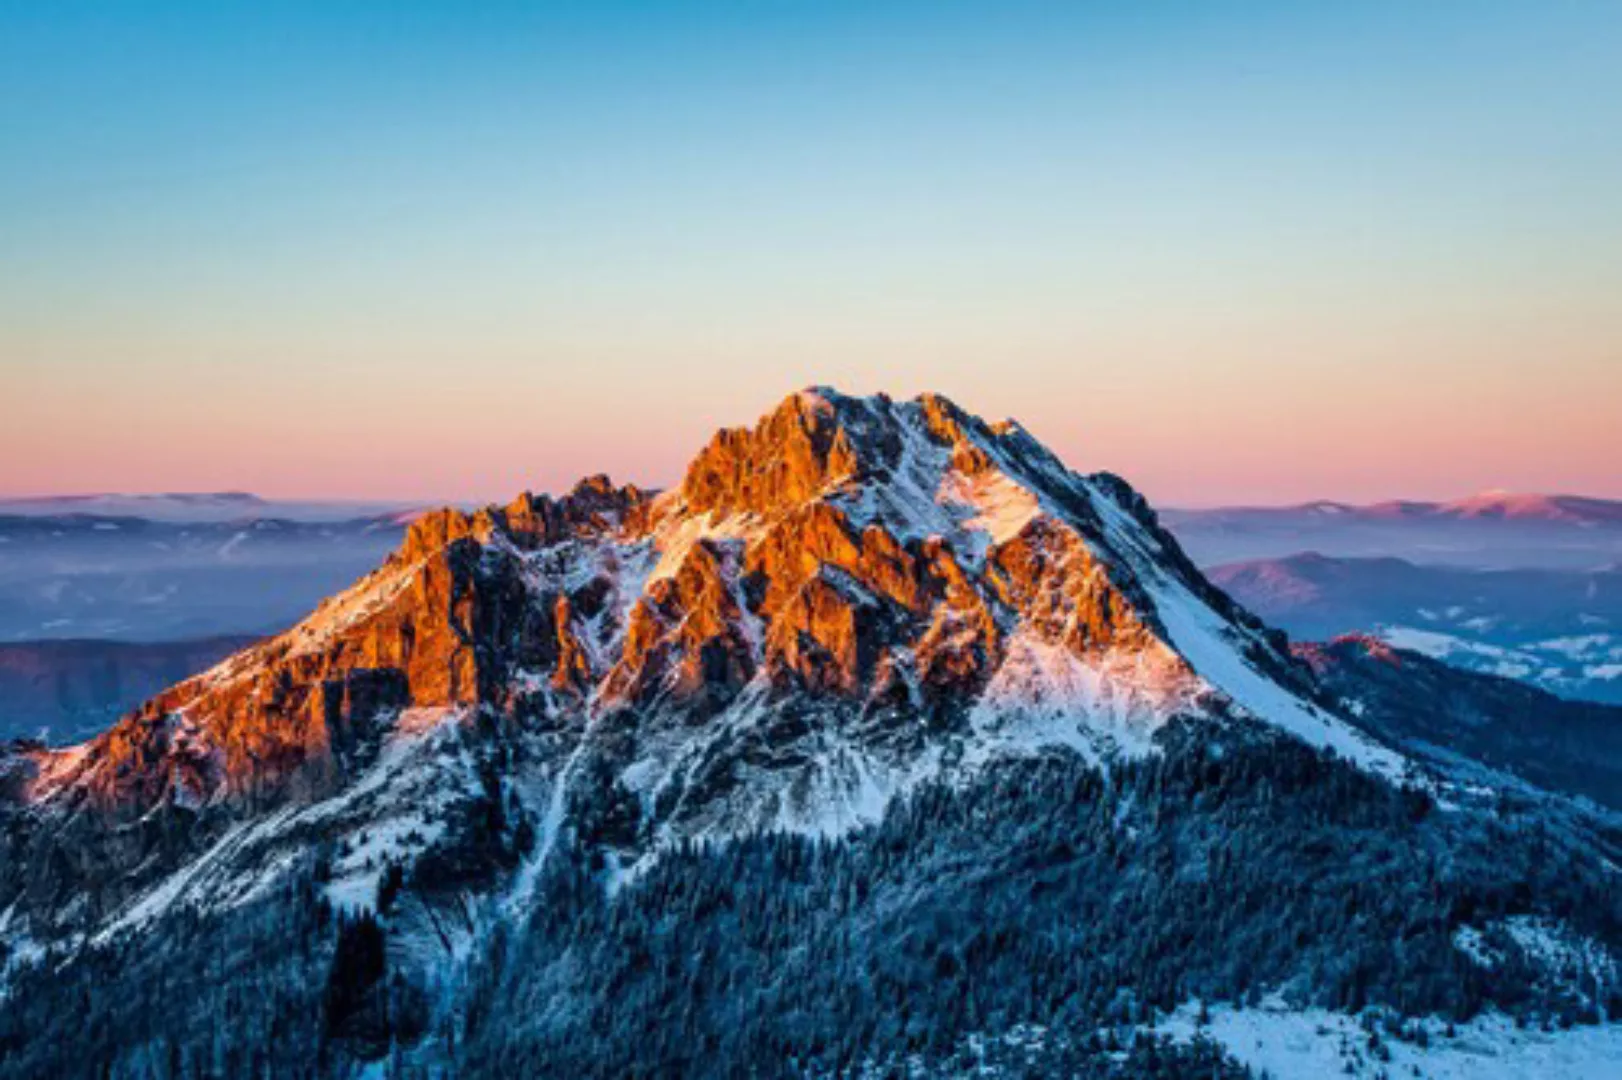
[0,636,257,742]
[0,492,269,519]
[1167,491,1622,528]
[0,511,412,642]
[1,389,1618,1078]
[1432,491,1622,524]
[1208,553,1622,703]
[0,492,419,524]
[1163,493,1622,570]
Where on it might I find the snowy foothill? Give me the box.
[1157,1002,1622,1079]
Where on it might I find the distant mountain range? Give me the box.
[2,390,1619,1078]
[1168,490,1622,527]
[1207,552,1622,703]
[1163,491,1622,569]
[0,492,421,524]
[0,506,420,739]
[1154,493,1622,705]
[0,511,414,644]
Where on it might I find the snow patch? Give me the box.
[94,707,474,938]
[1162,1002,1622,1079]
[966,628,1197,762]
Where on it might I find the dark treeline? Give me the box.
[2,725,1619,1078]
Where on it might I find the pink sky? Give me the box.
[6,326,1619,508]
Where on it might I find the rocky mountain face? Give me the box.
[1,390,1617,1079]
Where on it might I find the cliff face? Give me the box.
[1,388,1403,942]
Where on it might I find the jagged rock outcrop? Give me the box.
[680,391,869,517]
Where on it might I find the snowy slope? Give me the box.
[1160,1003,1622,1080]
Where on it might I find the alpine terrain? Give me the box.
[2,390,1618,1078]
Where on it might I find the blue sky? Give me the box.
[2,2,1619,503]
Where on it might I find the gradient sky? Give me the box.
[3,1,1619,507]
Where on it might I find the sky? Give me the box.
[2,1,1619,507]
